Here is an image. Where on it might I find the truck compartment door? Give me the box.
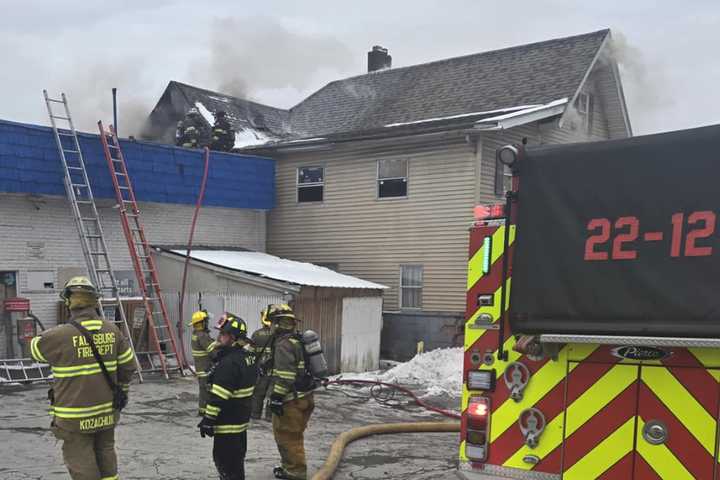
[634,365,719,480]
[562,363,639,479]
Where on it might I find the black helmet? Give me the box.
[216,312,248,339]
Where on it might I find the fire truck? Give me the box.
[459,124,720,479]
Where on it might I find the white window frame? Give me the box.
[297,166,325,203]
[577,91,593,133]
[377,158,408,200]
[399,264,423,310]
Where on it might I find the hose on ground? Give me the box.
[311,421,461,480]
[323,379,461,419]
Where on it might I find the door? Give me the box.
[562,363,640,479]
[562,359,720,480]
[634,365,719,479]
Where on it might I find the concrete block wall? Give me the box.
[0,193,267,335]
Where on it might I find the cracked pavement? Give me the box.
[0,378,460,479]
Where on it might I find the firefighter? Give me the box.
[180,108,210,149]
[210,110,235,152]
[29,276,136,480]
[198,312,257,480]
[174,120,184,146]
[250,306,274,420]
[267,304,316,480]
[190,309,216,416]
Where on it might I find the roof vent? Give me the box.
[368,46,392,72]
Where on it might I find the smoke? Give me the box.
[607,31,670,121]
[193,16,354,104]
[56,56,154,137]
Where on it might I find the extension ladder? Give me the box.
[98,122,186,378]
[0,358,52,384]
[43,91,144,381]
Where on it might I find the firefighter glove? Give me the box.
[198,417,216,438]
[269,395,284,416]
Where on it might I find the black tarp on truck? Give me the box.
[509,124,720,337]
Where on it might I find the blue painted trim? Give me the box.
[0,118,275,209]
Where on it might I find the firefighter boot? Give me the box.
[273,466,304,480]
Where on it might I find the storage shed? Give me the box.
[153,247,387,373]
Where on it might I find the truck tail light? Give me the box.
[474,204,506,221]
[466,396,491,462]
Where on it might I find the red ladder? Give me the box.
[98,122,186,379]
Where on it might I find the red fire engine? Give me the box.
[459,124,720,479]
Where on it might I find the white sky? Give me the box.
[1,0,718,135]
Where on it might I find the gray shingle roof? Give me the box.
[289,29,609,136]
[171,81,291,136]
[147,30,608,143]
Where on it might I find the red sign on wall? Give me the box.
[3,297,30,312]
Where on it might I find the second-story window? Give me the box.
[378,158,408,198]
[297,166,324,203]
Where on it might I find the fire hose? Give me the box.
[312,379,461,480]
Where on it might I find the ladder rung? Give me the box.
[85,234,102,238]
[119,186,130,190]
[67,166,84,171]
[115,172,127,176]
[72,184,88,188]
[51,115,70,120]
[81,217,98,222]
[112,158,123,163]
[47,98,64,104]
[64,149,80,154]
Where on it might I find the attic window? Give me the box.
[378,158,408,199]
[576,91,594,132]
[297,166,324,203]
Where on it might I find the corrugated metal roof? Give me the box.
[169,249,388,290]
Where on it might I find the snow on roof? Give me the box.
[383,106,540,128]
[234,128,273,149]
[194,101,215,125]
[169,249,388,289]
[474,98,568,129]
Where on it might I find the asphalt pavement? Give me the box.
[0,377,460,479]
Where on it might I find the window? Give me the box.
[297,166,324,203]
[400,265,423,309]
[495,160,513,196]
[378,158,408,198]
[576,91,594,133]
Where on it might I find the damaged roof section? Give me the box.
[143,29,612,149]
[142,81,291,146]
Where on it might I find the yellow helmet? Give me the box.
[267,304,297,330]
[60,276,98,302]
[188,310,210,327]
[260,306,272,327]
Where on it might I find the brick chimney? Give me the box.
[368,46,392,72]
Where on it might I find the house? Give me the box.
[153,247,387,373]
[144,29,632,360]
[0,119,274,359]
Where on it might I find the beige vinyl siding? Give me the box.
[593,62,631,139]
[268,136,476,313]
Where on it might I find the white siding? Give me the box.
[0,193,266,331]
[341,296,383,372]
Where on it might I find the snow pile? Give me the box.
[339,347,463,396]
[233,127,273,148]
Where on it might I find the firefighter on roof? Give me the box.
[179,107,210,149]
[250,306,274,420]
[198,312,257,480]
[267,304,316,480]
[190,309,216,416]
[30,276,136,480]
[211,110,235,152]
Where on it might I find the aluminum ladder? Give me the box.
[43,91,144,381]
[98,122,186,378]
[0,358,52,385]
